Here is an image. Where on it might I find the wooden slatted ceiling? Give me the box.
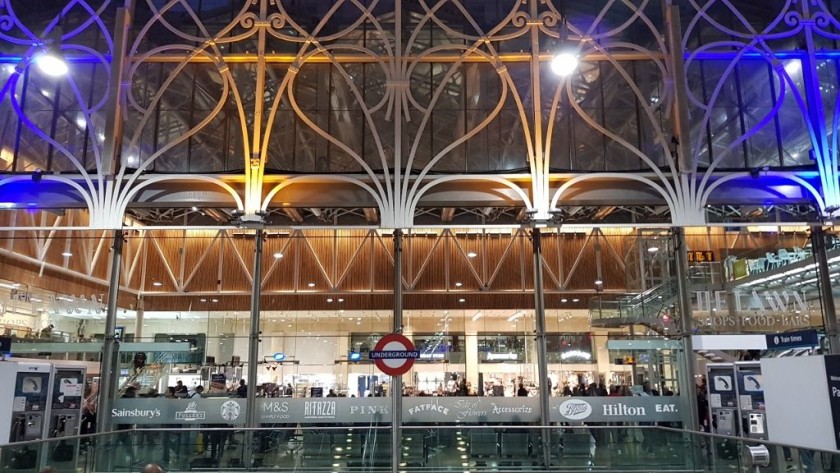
[0,208,814,312]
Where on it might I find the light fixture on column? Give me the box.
[551,52,578,77]
[35,48,68,77]
[34,18,68,78]
[550,11,578,77]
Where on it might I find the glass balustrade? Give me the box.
[4,425,839,472]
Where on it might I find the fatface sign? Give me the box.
[111,398,246,425]
[549,396,685,423]
[402,397,540,423]
[258,398,391,424]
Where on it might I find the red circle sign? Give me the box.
[371,333,417,376]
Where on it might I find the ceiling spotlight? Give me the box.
[594,279,603,285]
[61,251,72,257]
[338,298,344,303]
[647,246,659,253]
[458,298,466,303]
[572,298,580,302]
[35,49,69,77]
[273,252,284,259]
[327,298,334,303]
[211,298,218,303]
[152,281,162,287]
[550,52,578,77]
[307,282,315,288]
[191,206,198,211]
[561,298,568,303]
[467,251,478,258]
[200,298,207,302]
[455,282,463,287]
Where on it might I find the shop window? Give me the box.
[546,333,594,363]
[477,333,526,362]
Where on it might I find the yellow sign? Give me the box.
[687,250,715,262]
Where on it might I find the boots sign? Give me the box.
[549,397,684,423]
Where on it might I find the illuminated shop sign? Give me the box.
[485,352,518,361]
[687,251,715,262]
[419,352,445,360]
[560,350,592,361]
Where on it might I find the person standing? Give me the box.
[236,379,247,398]
[517,383,528,397]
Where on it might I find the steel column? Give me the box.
[391,229,404,473]
[242,228,264,469]
[95,229,124,435]
[812,226,840,353]
[101,5,131,176]
[671,228,700,431]
[531,228,552,467]
[247,229,264,427]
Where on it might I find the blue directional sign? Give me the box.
[765,329,819,350]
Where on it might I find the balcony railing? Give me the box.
[2,424,836,472]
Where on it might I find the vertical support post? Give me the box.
[96,230,124,435]
[672,228,700,431]
[812,226,840,354]
[100,5,131,176]
[531,228,551,467]
[133,296,144,340]
[391,229,404,473]
[247,229,264,424]
[243,228,264,468]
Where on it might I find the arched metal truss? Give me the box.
[0,0,838,229]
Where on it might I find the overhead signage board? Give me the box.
[369,333,419,376]
[403,397,540,423]
[549,396,684,423]
[258,398,391,424]
[765,329,819,350]
[111,398,246,425]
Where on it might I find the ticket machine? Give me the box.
[8,362,53,443]
[735,362,767,440]
[48,364,86,440]
[706,363,738,436]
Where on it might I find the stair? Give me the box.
[589,280,679,330]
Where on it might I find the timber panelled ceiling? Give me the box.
[0,208,804,311]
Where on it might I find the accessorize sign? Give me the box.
[258,398,391,423]
[110,398,246,425]
[550,396,684,423]
[402,397,540,423]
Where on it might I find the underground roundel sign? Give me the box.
[369,333,420,376]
